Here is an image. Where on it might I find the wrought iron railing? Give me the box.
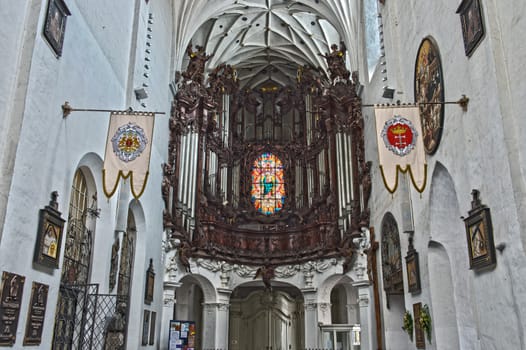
[52,284,128,350]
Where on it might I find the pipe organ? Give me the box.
[163,49,371,267]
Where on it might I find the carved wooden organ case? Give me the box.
[164,62,371,267]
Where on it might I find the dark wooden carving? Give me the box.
[319,42,351,83]
[0,271,25,346]
[165,49,371,267]
[23,282,48,346]
[182,43,213,84]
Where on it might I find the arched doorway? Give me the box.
[52,168,98,349]
[380,212,411,349]
[229,282,304,350]
[428,241,460,349]
[175,276,207,350]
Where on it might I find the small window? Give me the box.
[251,153,286,215]
[365,0,381,80]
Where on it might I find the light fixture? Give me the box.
[382,87,395,99]
[134,87,149,100]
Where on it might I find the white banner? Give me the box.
[103,111,155,199]
[374,106,427,193]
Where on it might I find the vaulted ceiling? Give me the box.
[172,0,362,89]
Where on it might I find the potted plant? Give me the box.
[419,304,432,343]
[402,310,413,341]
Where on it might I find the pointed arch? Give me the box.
[428,161,478,348]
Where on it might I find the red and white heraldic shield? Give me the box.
[375,106,427,193]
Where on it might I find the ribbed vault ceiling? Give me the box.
[173,0,361,89]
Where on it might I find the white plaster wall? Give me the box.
[0,0,173,348]
[0,2,42,241]
[364,0,526,349]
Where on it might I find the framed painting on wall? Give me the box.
[405,247,421,294]
[43,0,71,57]
[33,192,66,269]
[414,37,445,155]
[144,259,155,304]
[463,190,496,270]
[456,0,485,57]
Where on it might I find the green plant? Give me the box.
[402,310,413,341]
[419,304,432,343]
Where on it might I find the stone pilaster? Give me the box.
[160,281,180,350]
[201,301,230,349]
[353,281,374,350]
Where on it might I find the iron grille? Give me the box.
[52,284,128,350]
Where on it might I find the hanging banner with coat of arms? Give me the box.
[374,106,427,193]
[103,111,155,199]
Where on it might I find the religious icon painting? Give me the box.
[456,0,485,57]
[463,190,496,270]
[34,192,66,269]
[43,0,71,57]
[414,37,445,155]
[405,243,421,294]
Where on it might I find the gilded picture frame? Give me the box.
[464,208,496,270]
[463,189,496,270]
[43,0,71,57]
[414,37,445,155]
[34,193,66,269]
[405,249,421,294]
[144,259,155,305]
[456,0,485,57]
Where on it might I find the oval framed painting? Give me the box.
[414,37,445,155]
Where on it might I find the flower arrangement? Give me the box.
[402,310,413,341]
[419,304,432,343]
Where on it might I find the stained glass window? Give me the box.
[251,153,286,215]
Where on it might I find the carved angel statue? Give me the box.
[319,41,350,82]
[183,42,213,84]
[254,265,275,291]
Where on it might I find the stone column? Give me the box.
[353,281,374,350]
[202,301,230,349]
[317,302,332,324]
[160,281,179,350]
[303,295,320,348]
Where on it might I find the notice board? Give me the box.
[168,320,196,350]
